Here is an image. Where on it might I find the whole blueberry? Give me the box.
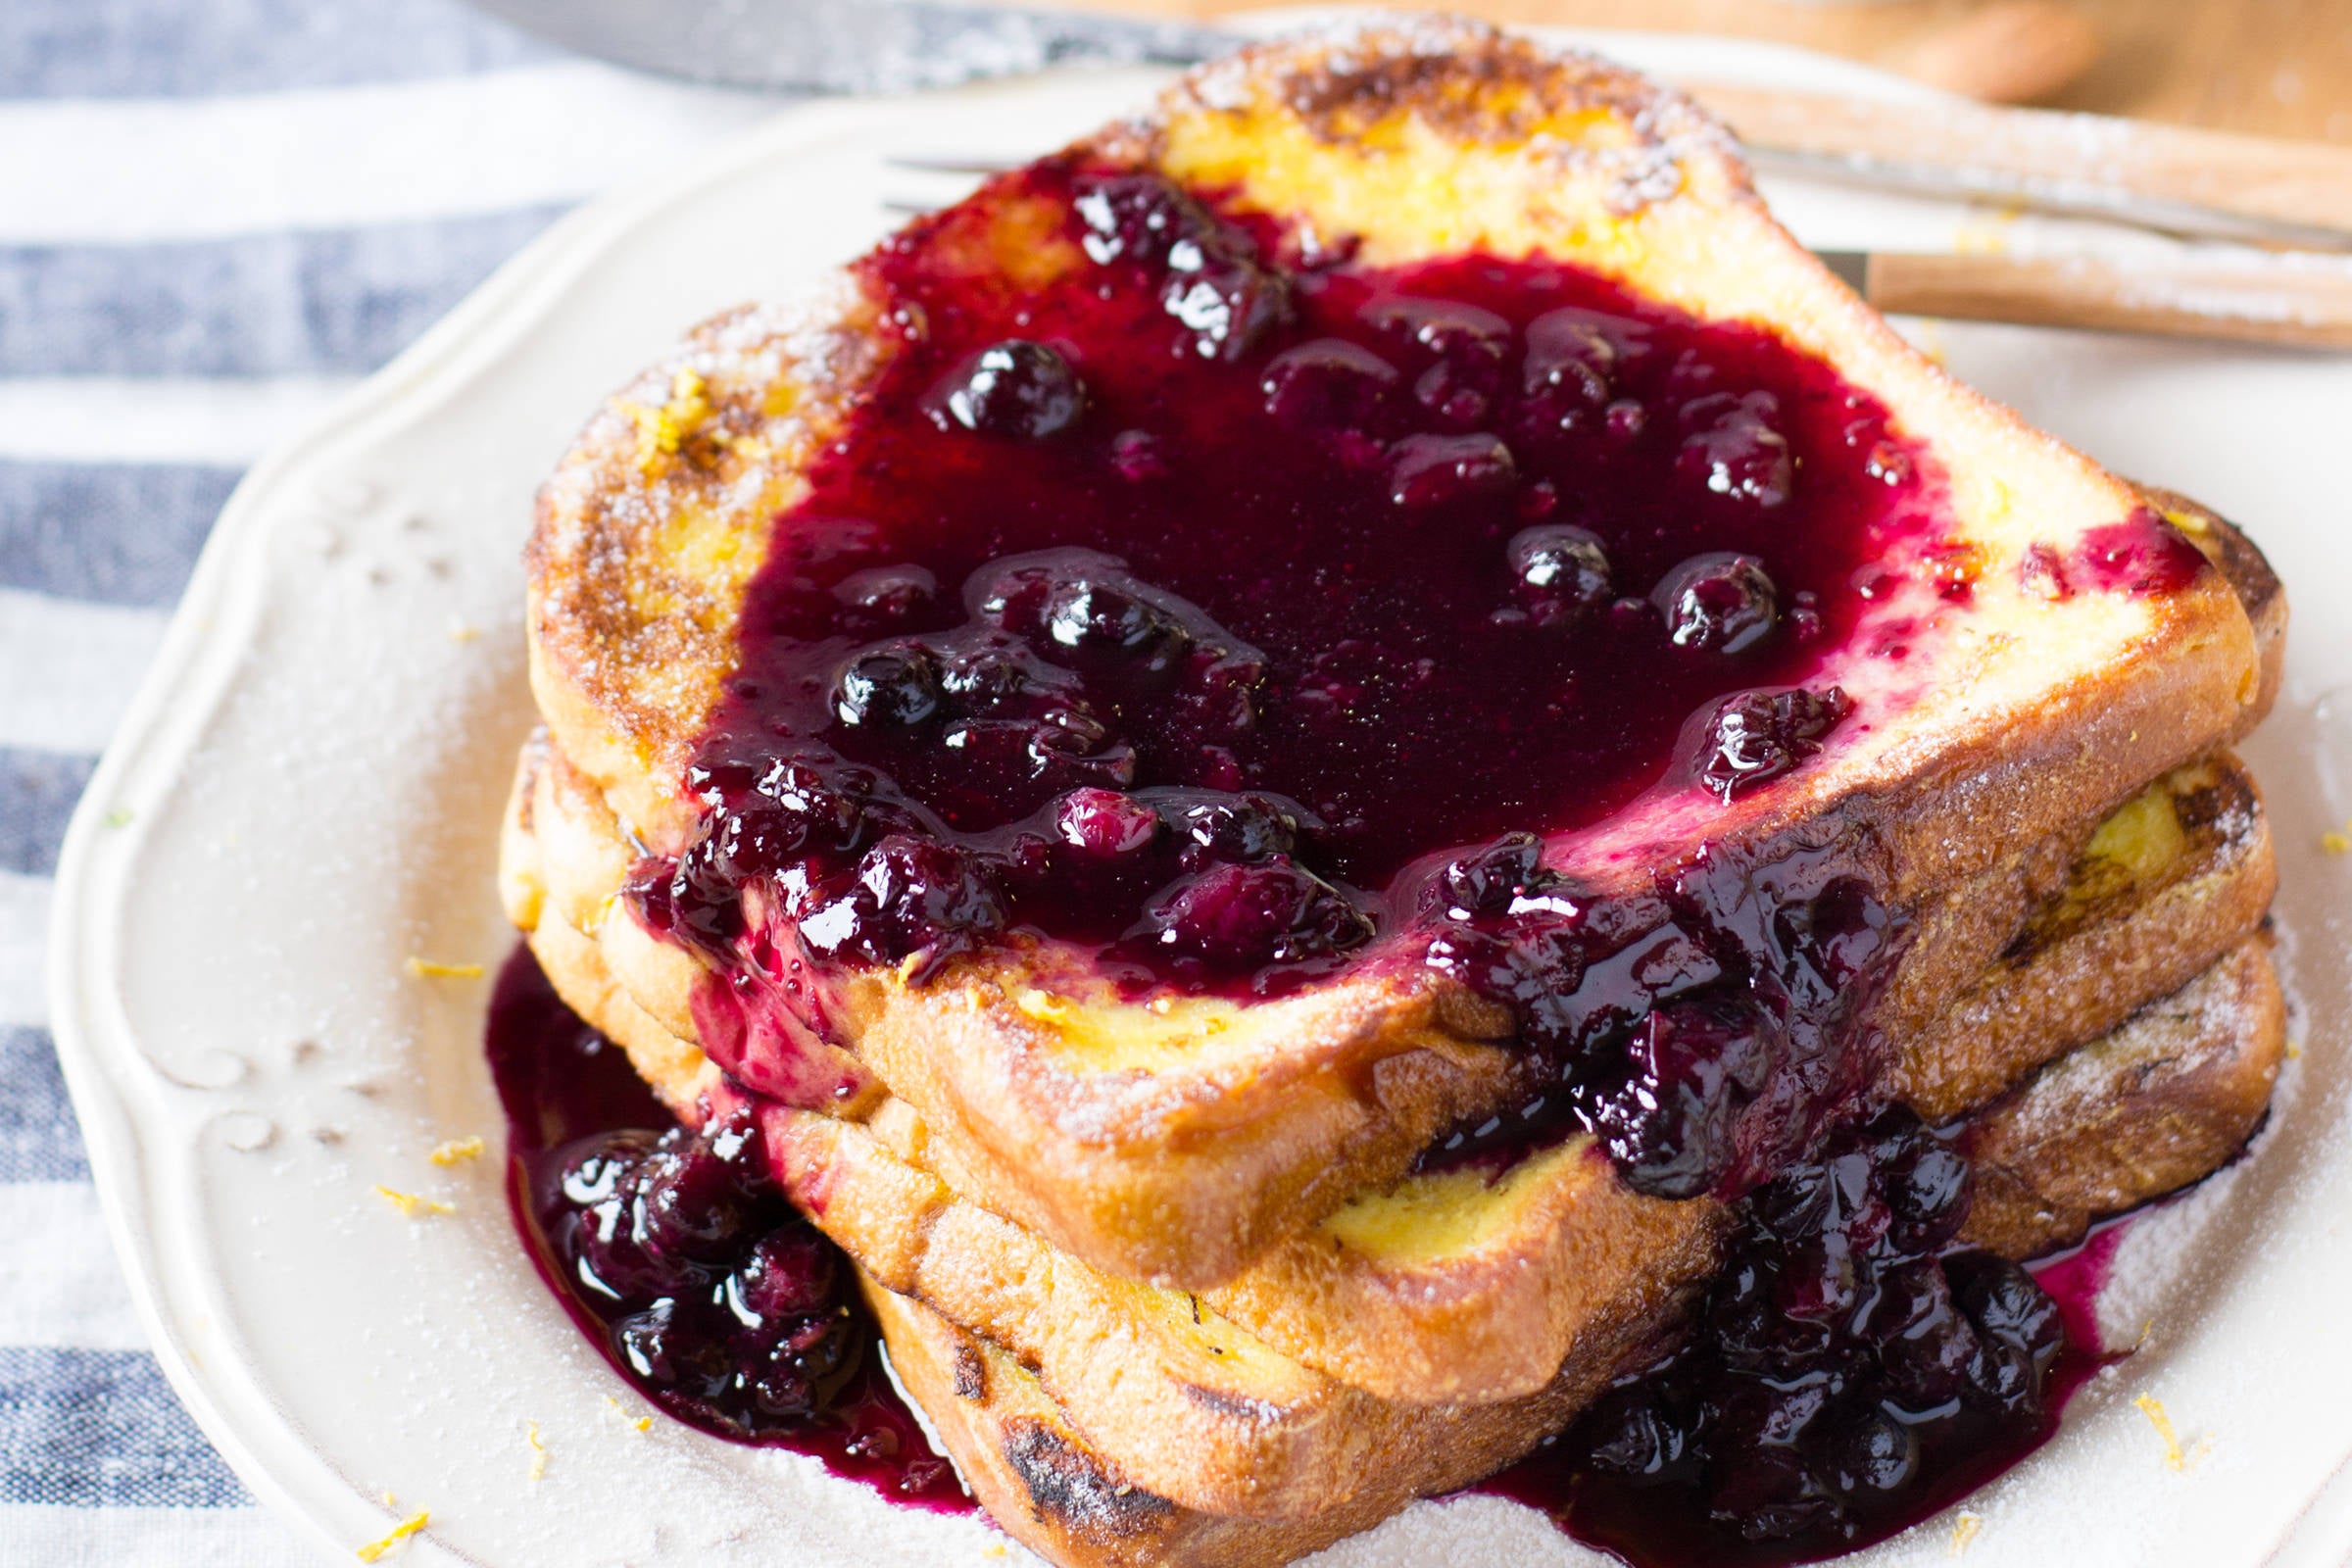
[1679,391,1794,507]
[1435,831,1548,917]
[1653,552,1780,654]
[1388,432,1517,509]
[931,340,1087,440]
[1259,338,1399,428]
[1826,1405,1919,1496]
[831,564,938,627]
[834,644,942,728]
[1506,524,1613,629]
[727,1226,841,1323]
[1144,856,1371,968]
[1693,686,1852,801]
[1054,788,1162,857]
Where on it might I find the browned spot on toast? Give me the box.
[1002,1420,1176,1541]
[1173,1380,1278,1423]
[953,1342,988,1402]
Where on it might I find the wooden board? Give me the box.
[1092,0,2352,144]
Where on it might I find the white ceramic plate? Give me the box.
[49,17,2352,1568]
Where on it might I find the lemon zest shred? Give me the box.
[525,1420,547,1482]
[1014,988,1073,1025]
[356,1510,428,1561]
[621,368,712,474]
[2324,830,2351,856]
[1949,1511,1983,1554]
[406,957,484,979]
[429,1137,486,1166]
[374,1185,454,1219]
[447,625,481,644]
[2134,1394,2187,1470]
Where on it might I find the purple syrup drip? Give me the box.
[1473,1110,2119,1568]
[485,946,970,1513]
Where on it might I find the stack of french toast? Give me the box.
[498,19,2287,1566]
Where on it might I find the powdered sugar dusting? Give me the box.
[1169,12,1744,220]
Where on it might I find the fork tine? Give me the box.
[882,199,940,216]
[885,155,1017,175]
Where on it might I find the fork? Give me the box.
[880,155,2352,351]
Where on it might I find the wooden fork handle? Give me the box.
[1857,252,2352,350]
[1698,84,2352,252]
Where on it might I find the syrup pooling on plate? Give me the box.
[1487,1105,2104,1568]
[486,948,967,1509]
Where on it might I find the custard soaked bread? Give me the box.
[505,741,2278,1518]
[501,16,2292,1563]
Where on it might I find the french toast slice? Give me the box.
[861,947,2282,1568]
[503,749,2275,1514]
[1886,751,2273,1121]
[764,943,2281,1523]
[522,19,2280,1289]
[504,497,2278,1312]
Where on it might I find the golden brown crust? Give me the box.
[863,1262,1692,1568]
[1890,753,2276,1120]
[1961,938,2284,1257]
[525,290,892,847]
[2147,485,2288,725]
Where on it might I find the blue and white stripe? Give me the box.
[0,2,785,1559]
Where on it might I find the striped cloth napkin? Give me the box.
[0,0,1133,1559]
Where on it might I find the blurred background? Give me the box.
[2,1,2346,1564]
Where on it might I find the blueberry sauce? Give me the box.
[1481,1106,2108,1566]
[486,947,968,1511]
[618,165,2207,1207]
[637,161,1949,993]
[617,161,2004,1201]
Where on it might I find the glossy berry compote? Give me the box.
[638,158,1945,985]
[1486,1106,2098,1566]
[621,158,1974,1202]
[486,948,965,1509]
